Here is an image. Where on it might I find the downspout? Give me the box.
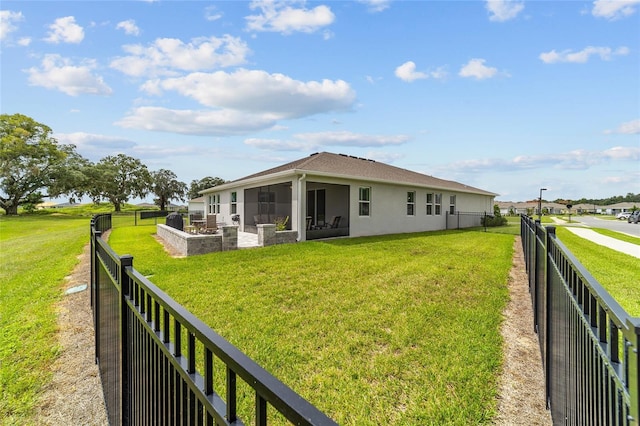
[297,173,306,241]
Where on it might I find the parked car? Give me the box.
[628,210,640,224]
[616,211,631,220]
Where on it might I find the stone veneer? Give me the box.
[257,224,298,246]
[157,224,233,256]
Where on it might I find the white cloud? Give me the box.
[44,16,84,44]
[395,61,427,82]
[110,35,250,77]
[357,0,392,13]
[444,146,640,173]
[459,58,502,80]
[485,0,525,22]
[116,19,140,36]
[605,118,640,134]
[395,61,447,82]
[592,0,640,19]
[26,54,112,96]
[205,6,223,21]
[18,37,31,46]
[147,69,356,118]
[0,10,24,42]
[116,107,279,136]
[246,0,335,34]
[245,130,410,151]
[539,46,630,63]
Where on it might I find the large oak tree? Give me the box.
[88,154,151,212]
[150,169,187,211]
[0,113,87,215]
[187,176,226,200]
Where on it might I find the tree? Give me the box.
[150,169,187,211]
[187,176,226,199]
[88,154,151,212]
[0,113,87,215]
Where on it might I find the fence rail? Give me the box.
[521,215,639,425]
[90,213,337,425]
[445,211,487,230]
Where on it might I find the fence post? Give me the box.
[544,225,556,410]
[120,254,133,426]
[93,229,102,364]
[628,318,640,425]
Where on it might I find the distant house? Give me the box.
[188,196,205,217]
[200,152,497,241]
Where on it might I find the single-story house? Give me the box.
[200,152,497,241]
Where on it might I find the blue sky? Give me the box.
[2,0,639,203]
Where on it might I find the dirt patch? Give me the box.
[35,235,550,425]
[33,242,108,425]
[494,237,552,425]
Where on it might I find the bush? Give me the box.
[481,214,508,227]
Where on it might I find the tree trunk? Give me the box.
[5,204,19,215]
[113,201,122,212]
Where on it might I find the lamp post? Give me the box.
[538,188,547,221]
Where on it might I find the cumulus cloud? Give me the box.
[116,107,279,136]
[0,10,24,42]
[459,58,505,79]
[116,19,140,36]
[395,61,447,82]
[605,118,640,134]
[145,69,356,118]
[26,54,112,96]
[44,16,84,44]
[244,130,410,151]
[357,0,392,13]
[485,0,525,22]
[246,0,335,34]
[539,46,629,63]
[55,132,137,160]
[592,0,640,19]
[445,146,640,173]
[110,35,249,77]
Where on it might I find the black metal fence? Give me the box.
[521,215,639,425]
[90,213,337,425]
[446,211,486,230]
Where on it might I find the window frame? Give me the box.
[426,193,434,215]
[230,191,237,214]
[358,186,371,217]
[406,191,416,216]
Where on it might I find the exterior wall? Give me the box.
[347,180,494,238]
[203,172,494,241]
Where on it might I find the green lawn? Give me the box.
[0,214,89,424]
[555,227,640,316]
[108,224,514,425]
[590,227,640,245]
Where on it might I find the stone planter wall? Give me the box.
[157,224,238,256]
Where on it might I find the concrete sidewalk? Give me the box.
[564,227,640,259]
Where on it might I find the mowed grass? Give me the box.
[0,214,89,424]
[556,227,640,317]
[109,224,514,425]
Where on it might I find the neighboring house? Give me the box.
[200,152,497,241]
[188,196,205,217]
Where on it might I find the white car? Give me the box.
[616,212,631,220]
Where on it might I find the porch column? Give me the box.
[257,224,276,246]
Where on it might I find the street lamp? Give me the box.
[538,188,547,221]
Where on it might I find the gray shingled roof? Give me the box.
[224,152,496,196]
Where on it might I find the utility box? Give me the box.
[166,212,184,231]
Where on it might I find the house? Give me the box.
[200,152,497,241]
[188,196,206,218]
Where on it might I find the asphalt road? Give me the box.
[571,215,640,237]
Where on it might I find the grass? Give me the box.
[555,227,639,316]
[108,224,514,425]
[0,214,89,424]
[590,227,640,245]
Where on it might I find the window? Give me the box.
[230,192,237,214]
[426,193,433,215]
[359,187,370,216]
[406,191,415,216]
[208,195,214,214]
[435,193,442,215]
[213,194,220,214]
[449,195,456,215]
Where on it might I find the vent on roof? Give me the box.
[338,153,375,163]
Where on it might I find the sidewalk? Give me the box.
[564,227,640,259]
